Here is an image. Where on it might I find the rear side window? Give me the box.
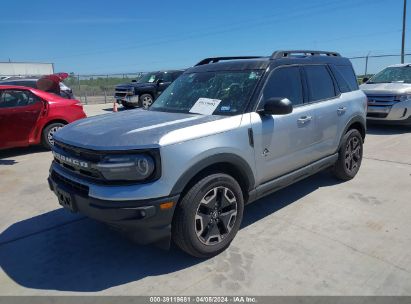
[263,66,303,106]
[332,65,358,92]
[0,90,38,108]
[304,65,336,102]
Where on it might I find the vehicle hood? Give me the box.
[54,109,242,150]
[360,82,411,95]
[115,82,156,91]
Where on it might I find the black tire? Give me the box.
[332,129,363,180]
[172,173,244,258]
[41,122,66,149]
[121,100,136,109]
[139,94,153,109]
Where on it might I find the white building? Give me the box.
[0,62,54,77]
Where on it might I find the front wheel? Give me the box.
[139,94,153,109]
[332,129,363,180]
[42,122,66,149]
[172,173,244,258]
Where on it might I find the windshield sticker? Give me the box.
[189,98,222,115]
[249,72,258,79]
[220,105,231,112]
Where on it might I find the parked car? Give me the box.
[0,74,75,99]
[360,63,411,125]
[48,50,366,257]
[0,85,86,150]
[114,70,184,109]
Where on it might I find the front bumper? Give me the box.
[114,92,139,104]
[48,168,179,246]
[367,100,411,125]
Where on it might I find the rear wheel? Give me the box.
[172,173,244,258]
[332,129,363,180]
[42,122,66,149]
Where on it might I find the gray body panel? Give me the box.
[54,109,224,150]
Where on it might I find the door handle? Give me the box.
[337,106,347,115]
[297,115,312,126]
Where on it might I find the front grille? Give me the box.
[54,141,103,162]
[51,170,89,196]
[53,141,105,181]
[115,88,130,92]
[366,94,398,107]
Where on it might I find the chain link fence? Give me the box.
[3,53,410,105]
[349,53,411,80]
[63,73,143,104]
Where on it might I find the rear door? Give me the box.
[251,65,319,185]
[0,89,43,149]
[302,65,344,159]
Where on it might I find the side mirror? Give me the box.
[131,79,137,82]
[156,79,164,85]
[362,77,369,84]
[258,97,293,115]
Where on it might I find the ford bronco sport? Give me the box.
[48,50,366,258]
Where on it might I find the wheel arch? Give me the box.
[170,153,255,203]
[340,115,366,148]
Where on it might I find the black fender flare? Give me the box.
[170,153,255,196]
[338,115,366,149]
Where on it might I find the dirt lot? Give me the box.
[0,103,410,295]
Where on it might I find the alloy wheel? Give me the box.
[195,186,238,245]
[344,136,361,173]
[142,96,153,109]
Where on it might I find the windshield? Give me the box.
[149,70,263,115]
[137,73,159,83]
[368,66,411,84]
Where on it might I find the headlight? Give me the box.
[96,154,155,181]
[397,94,411,102]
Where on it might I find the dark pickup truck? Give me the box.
[114,70,183,109]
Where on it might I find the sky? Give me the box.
[0,0,409,75]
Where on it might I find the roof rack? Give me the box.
[195,56,264,66]
[271,50,341,59]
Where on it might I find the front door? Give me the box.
[0,89,42,149]
[251,65,318,185]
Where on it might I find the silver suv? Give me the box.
[48,50,367,257]
[361,63,411,125]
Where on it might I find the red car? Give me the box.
[0,85,86,150]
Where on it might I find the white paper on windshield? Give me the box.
[189,98,222,115]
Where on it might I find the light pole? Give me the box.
[401,0,407,63]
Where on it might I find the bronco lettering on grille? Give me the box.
[53,151,90,168]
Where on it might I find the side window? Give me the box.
[336,65,358,91]
[161,72,173,82]
[330,65,350,93]
[304,65,337,102]
[0,90,38,108]
[262,66,304,106]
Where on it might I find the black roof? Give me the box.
[186,50,352,73]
